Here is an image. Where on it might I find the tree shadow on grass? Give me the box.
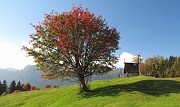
[81,80,180,98]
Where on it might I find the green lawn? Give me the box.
[0,76,180,107]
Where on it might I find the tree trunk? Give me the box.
[78,74,90,92]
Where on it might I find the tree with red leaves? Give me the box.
[22,6,120,92]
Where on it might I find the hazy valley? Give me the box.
[0,65,123,88]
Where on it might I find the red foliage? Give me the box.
[22,5,120,81]
[30,86,37,91]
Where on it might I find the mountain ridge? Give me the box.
[0,65,123,88]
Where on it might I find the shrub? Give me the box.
[30,86,37,91]
[44,84,52,89]
[22,83,31,91]
[53,85,59,88]
[1,92,8,96]
[13,90,22,93]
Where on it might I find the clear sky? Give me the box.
[0,0,180,69]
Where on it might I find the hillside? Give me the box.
[0,76,180,107]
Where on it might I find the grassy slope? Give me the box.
[0,76,180,107]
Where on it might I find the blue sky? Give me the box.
[0,0,180,69]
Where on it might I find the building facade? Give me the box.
[124,63,139,76]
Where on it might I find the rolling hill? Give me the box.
[0,76,180,107]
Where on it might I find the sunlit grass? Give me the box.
[0,76,180,107]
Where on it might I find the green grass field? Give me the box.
[0,76,180,107]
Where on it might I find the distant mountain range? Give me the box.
[0,65,123,88]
